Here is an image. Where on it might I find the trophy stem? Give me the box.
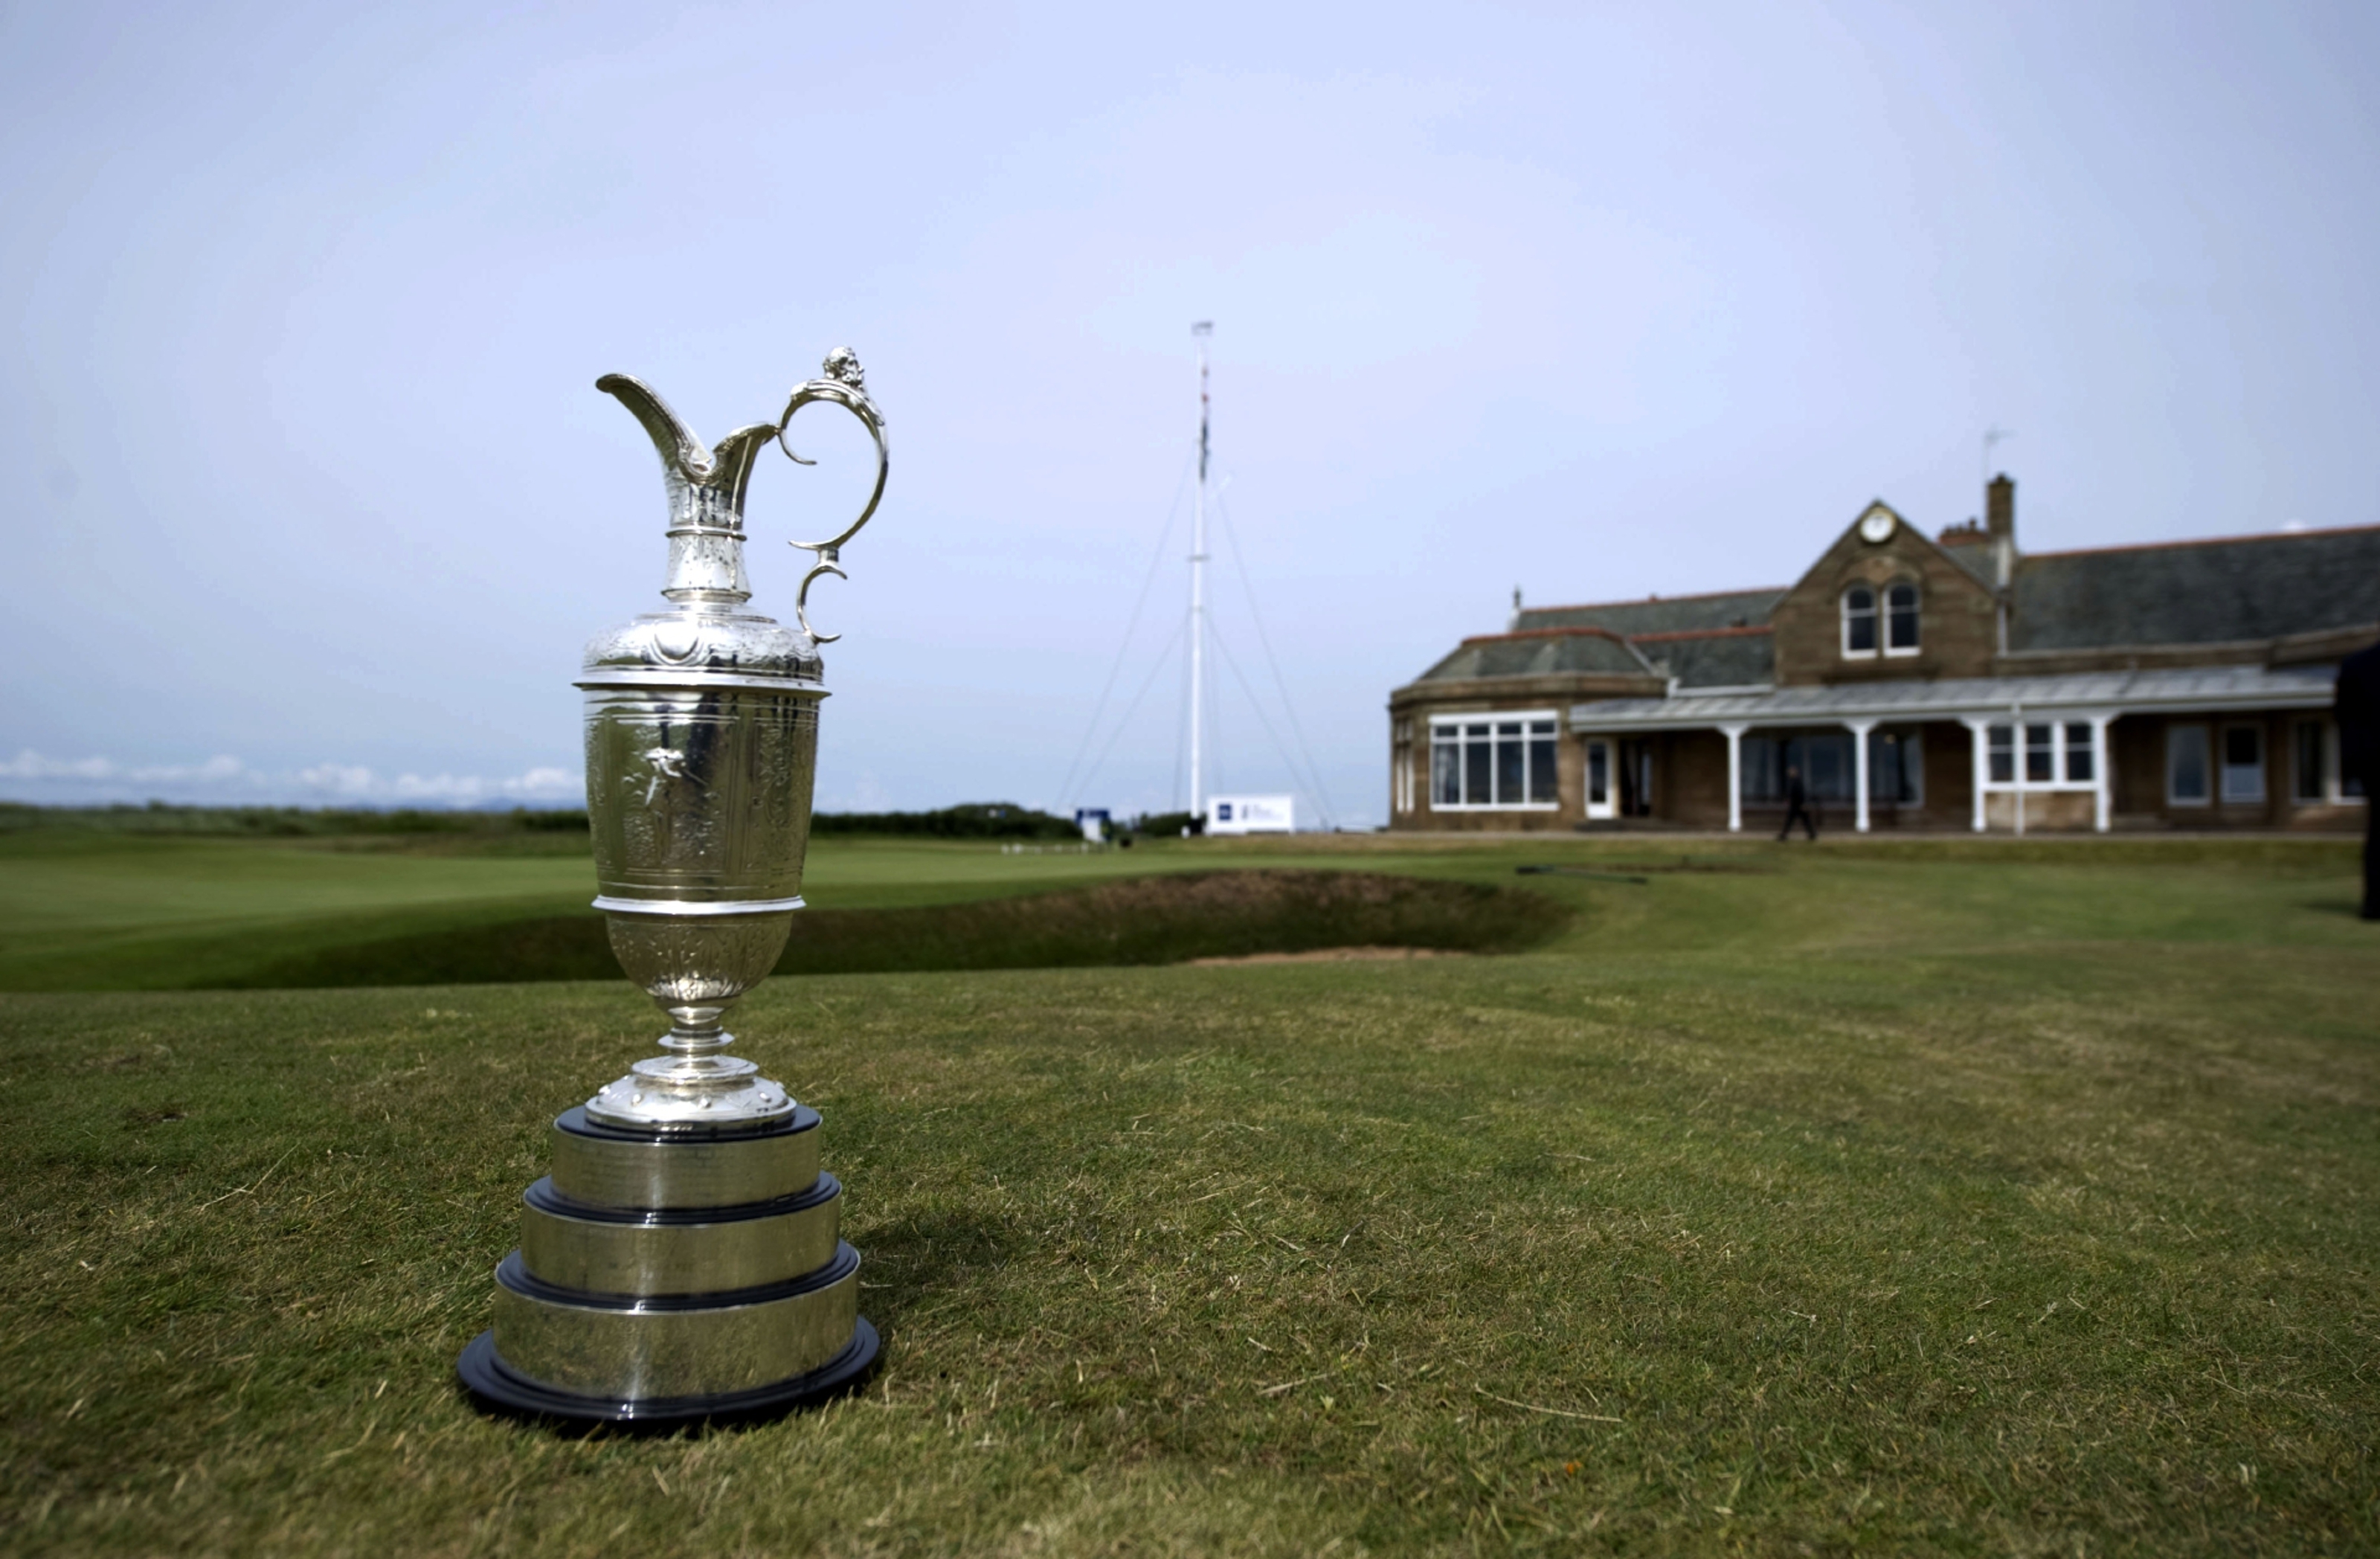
[659,1003,736,1055]
[584,1000,792,1129]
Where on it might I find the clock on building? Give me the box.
[1859,507,1897,543]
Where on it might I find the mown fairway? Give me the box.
[2,832,2375,1555]
[0,827,1576,991]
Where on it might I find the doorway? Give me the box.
[1618,739,1655,818]
[1583,739,1615,820]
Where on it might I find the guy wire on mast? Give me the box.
[1058,318,1337,830]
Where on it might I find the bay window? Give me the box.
[1430,713,1560,809]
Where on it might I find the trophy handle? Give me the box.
[776,348,889,643]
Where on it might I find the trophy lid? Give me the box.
[575,367,879,692]
[575,358,886,692]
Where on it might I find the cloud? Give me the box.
[1,749,263,785]
[297,762,376,796]
[1,750,579,808]
[348,766,579,803]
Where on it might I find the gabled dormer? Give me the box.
[1767,499,2000,686]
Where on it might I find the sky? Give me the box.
[3,1,2375,826]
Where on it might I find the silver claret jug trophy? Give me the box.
[458,352,887,1427]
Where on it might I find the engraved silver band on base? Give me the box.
[549,1106,821,1209]
[487,1244,863,1401]
[519,1174,842,1296]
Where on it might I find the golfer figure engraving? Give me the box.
[640,747,690,805]
[457,353,889,1426]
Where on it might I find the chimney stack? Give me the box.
[1985,474,2016,588]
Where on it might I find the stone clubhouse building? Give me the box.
[1386,478,2376,834]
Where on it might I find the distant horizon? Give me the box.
[0,793,1267,823]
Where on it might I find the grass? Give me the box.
[1,834,2376,1554]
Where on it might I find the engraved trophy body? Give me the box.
[458,353,887,1425]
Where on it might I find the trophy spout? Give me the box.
[596,373,780,606]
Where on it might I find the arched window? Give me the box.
[1842,585,1877,656]
[1885,582,1920,654]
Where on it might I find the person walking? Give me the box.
[1778,762,1818,842]
[2336,638,2379,919]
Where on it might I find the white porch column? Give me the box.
[2010,703,2027,837]
[1846,719,1878,833]
[1720,724,1748,834]
[1964,718,1990,832]
[2091,714,2114,833]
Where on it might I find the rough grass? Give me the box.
[1,840,2376,1555]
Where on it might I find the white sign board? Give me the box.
[1207,794,1294,835]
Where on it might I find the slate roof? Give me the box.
[1421,523,2378,698]
[2010,525,2380,651]
[1940,538,1997,586]
[1514,588,1784,638]
[1630,629,1776,689]
[1415,629,1653,683]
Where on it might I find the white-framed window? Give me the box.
[1430,712,1560,809]
[1884,582,1920,655]
[2024,723,2055,783]
[2220,724,2265,803]
[1984,720,2102,793]
[2167,724,2210,806]
[1842,585,1878,657]
[2063,721,2094,782]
